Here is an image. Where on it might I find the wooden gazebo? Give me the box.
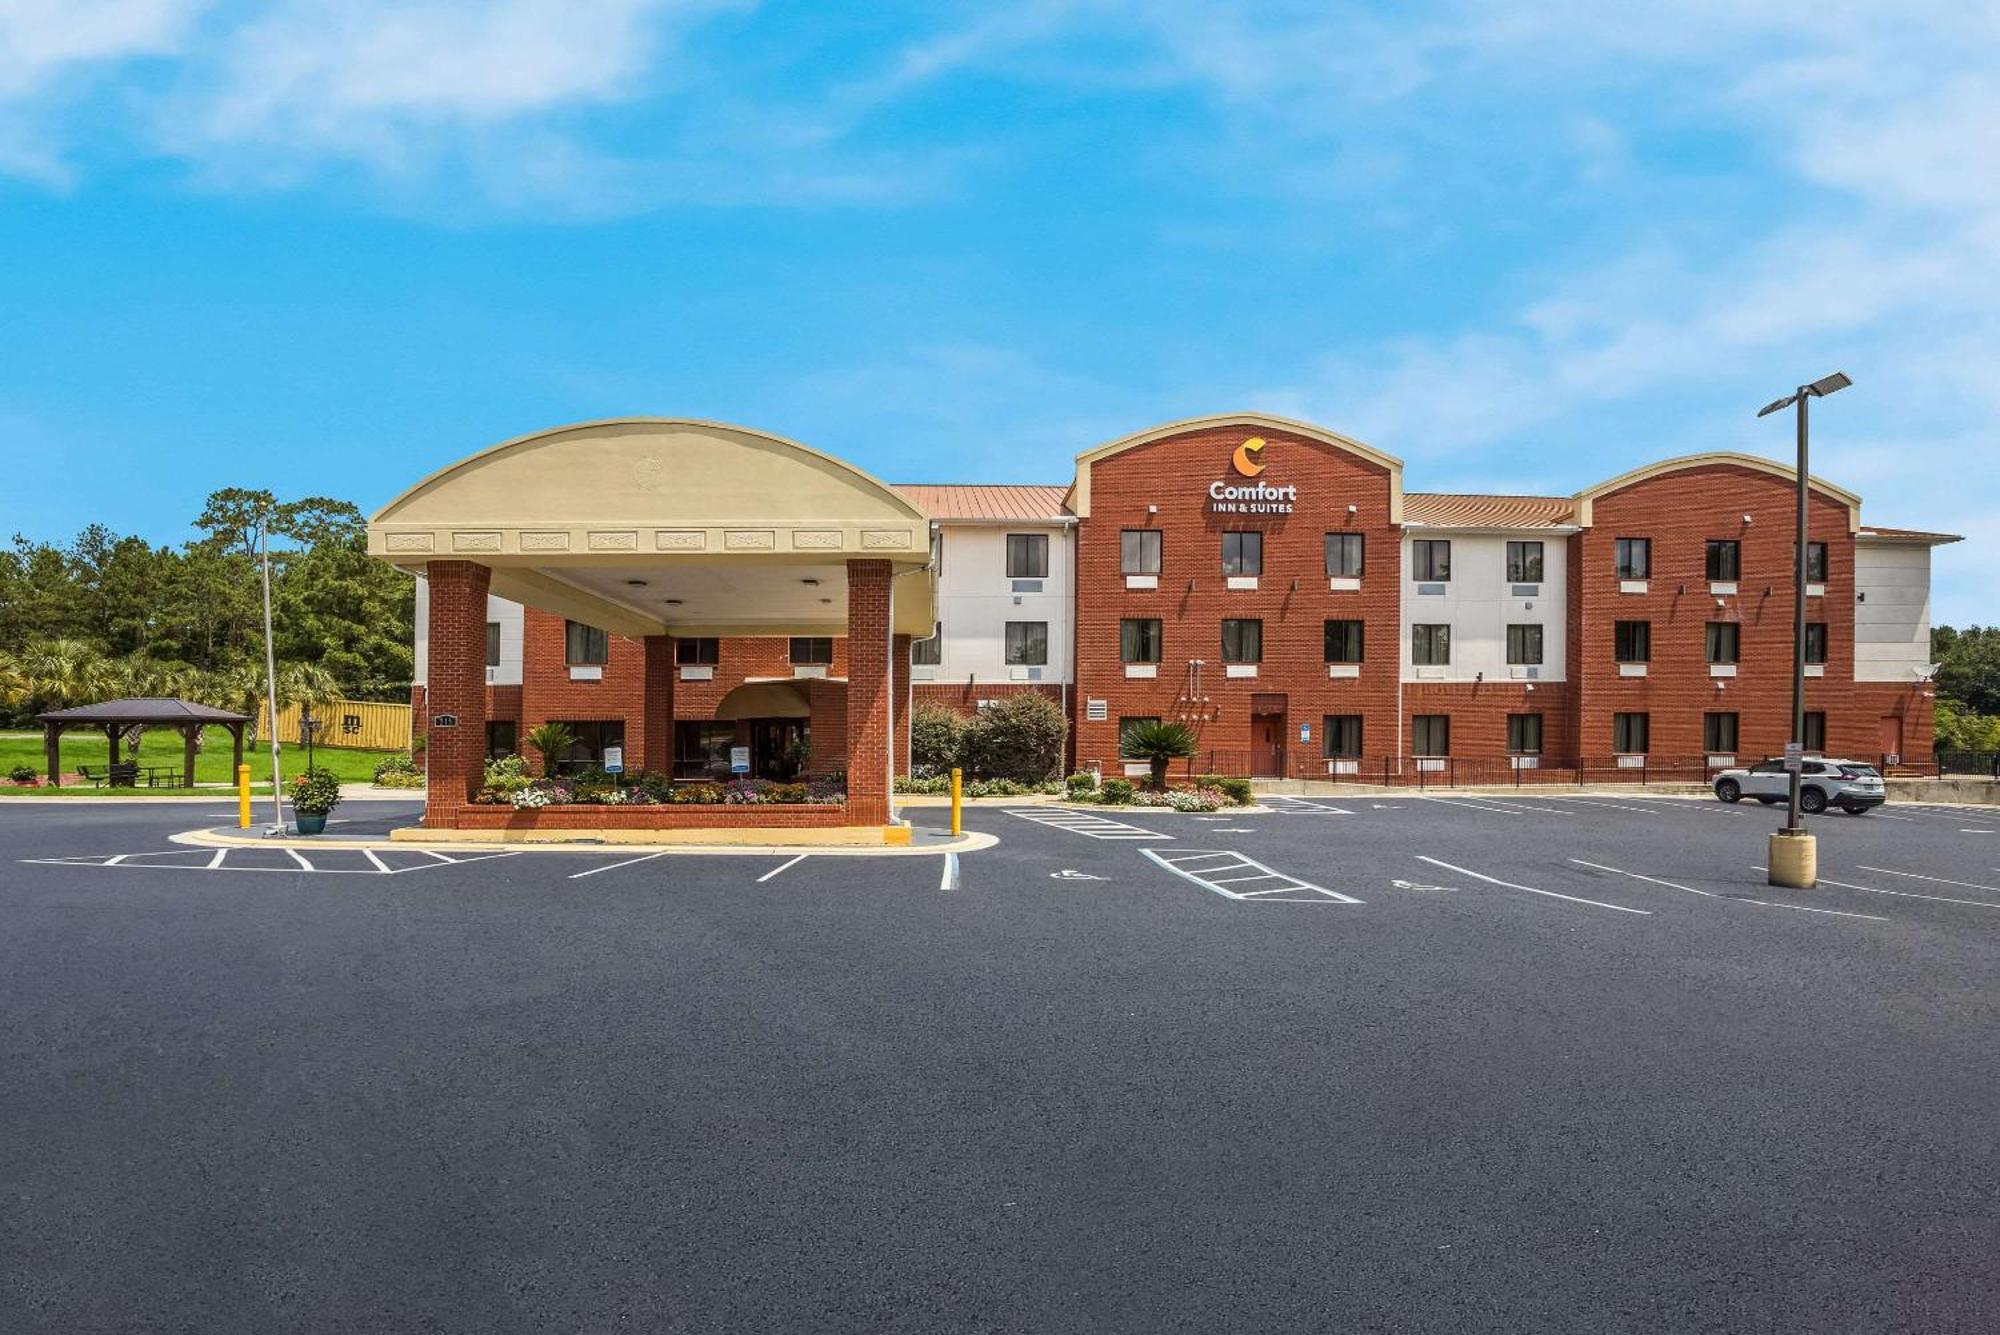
[36,698,252,788]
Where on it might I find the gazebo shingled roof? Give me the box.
[36,697,252,789]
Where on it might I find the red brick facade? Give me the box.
[418,442,1937,794]
[1072,423,1404,778]
[421,561,491,827]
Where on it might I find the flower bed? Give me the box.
[449,802,850,831]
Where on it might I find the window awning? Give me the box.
[711,681,816,721]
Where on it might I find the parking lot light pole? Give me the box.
[1757,371,1850,887]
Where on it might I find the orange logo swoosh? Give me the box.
[1231,437,1267,477]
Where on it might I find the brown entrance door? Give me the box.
[1878,714,1904,766]
[1250,712,1286,778]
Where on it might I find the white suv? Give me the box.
[1713,758,1886,815]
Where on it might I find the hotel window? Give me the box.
[1801,541,1829,582]
[1614,620,1651,663]
[1507,713,1543,755]
[1412,539,1451,581]
[1322,715,1363,759]
[1221,618,1263,663]
[1006,533,1048,579]
[1412,714,1450,756]
[1805,622,1828,665]
[1221,531,1262,576]
[1120,529,1162,575]
[1004,621,1048,666]
[1325,533,1365,578]
[1506,624,1544,666]
[485,621,501,668]
[1705,622,1740,665]
[1705,712,1739,753]
[553,719,623,769]
[674,721,736,779]
[564,620,608,666]
[1324,619,1365,663]
[1614,537,1650,579]
[1506,541,1544,583]
[1118,717,1161,756]
[1613,712,1650,755]
[1706,540,1741,581]
[789,636,834,665]
[675,637,719,665]
[1412,623,1451,666]
[1803,710,1827,753]
[1120,618,1162,664]
[911,625,942,666]
[485,720,517,761]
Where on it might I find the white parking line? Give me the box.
[1141,848,1362,903]
[283,848,313,871]
[362,848,390,873]
[567,851,667,880]
[1759,868,2000,913]
[1534,795,1662,815]
[1416,795,1549,816]
[1415,855,1651,915]
[1003,808,1169,840]
[1265,797,1354,815]
[1854,865,2000,895]
[756,853,809,882]
[206,848,227,869]
[1575,858,1886,920]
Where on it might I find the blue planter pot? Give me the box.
[294,812,328,835]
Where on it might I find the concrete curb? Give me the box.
[168,825,998,858]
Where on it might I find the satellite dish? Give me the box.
[1917,663,1941,680]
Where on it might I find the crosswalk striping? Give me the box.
[1260,796,1355,816]
[1141,847,1363,903]
[1002,808,1169,840]
[21,847,521,876]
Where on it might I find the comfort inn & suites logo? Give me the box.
[1209,436,1298,514]
[1231,436,1267,477]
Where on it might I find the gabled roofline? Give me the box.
[1066,412,1404,521]
[1573,452,1862,533]
[371,416,928,526]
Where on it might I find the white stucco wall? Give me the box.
[1854,542,1932,682]
[1400,532,1569,683]
[919,523,1075,686]
[412,581,523,688]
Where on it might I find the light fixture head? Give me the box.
[1742,513,1753,525]
[1806,370,1852,397]
[1147,504,1159,515]
[1756,394,1796,418]
[625,579,647,587]
[1347,503,1359,515]
[664,598,683,606]
[800,577,820,587]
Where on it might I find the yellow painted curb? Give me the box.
[169,826,996,858]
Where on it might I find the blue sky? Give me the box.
[2,1,1995,620]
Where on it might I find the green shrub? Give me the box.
[371,753,425,788]
[8,765,36,784]
[1099,777,1135,805]
[1195,773,1254,805]
[1066,771,1098,799]
[961,692,1068,783]
[289,766,343,816]
[911,702,968,772]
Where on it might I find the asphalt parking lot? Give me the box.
[4,793,1998,1333]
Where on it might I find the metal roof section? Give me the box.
[1402,492,1578,531]
[894,484,1074,522]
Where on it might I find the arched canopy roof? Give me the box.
[1573,452,1862,532]
[712,680,816,721]
[1066,412,1405,520]
[369,419,935,637]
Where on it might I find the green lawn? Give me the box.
[0,728,408,790]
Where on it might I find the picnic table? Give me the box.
[75,763,182,788]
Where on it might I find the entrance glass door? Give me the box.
[749,719,808,780]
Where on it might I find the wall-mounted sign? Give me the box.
[1209,437,1297,514]
[1299,723,1311,743]
[432,714,459,728]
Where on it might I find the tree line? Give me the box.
[0,488,414,732]
[1932,625,2000,752]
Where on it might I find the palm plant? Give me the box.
[526,721,576,778]
[13,639,113,711]
[1120,719,1199,790]
[0,652,26,711]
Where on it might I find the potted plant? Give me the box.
[1120,720,1198,789]
[525,722,575,778]
[289,766,342,834]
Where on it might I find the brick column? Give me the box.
[892,633,912,777]
[642,634,675,775]
[423,561,491,828]
[845,559,893,824]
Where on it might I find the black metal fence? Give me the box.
[1143,750,1987,788]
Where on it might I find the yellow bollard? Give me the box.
[237,764,251,829]
[950,766,962,837]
